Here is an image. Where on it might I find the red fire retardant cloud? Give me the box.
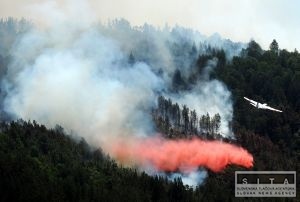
[112,137,253,172]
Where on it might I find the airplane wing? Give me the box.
[244,97,258,105]
[263,105,283,113]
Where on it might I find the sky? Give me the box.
[0,0,300,51]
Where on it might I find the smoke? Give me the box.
[4,28,162,143]
[169,170,208,188]
[1,0,251,186]
[168,58,234,136]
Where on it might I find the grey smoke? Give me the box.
[4,27,163,144]
[1,0,243,186]
[169,170,208,188]
[167,58,233,137]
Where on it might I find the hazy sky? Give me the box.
[1,0,299,50]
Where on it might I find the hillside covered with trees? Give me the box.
[0,18,299,201]
[0,120,199,202]
[153,95,222,138]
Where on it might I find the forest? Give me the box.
[0,18,299,201]
[153,95,222,138]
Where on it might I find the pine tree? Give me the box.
[190,110,198,134]
[269,39,279,55]
[246,40,263,58]
[199,115,206,133]
[182,105,189,133]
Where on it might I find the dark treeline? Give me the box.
[0,120,199,202]
[167,37,300,157]
[217,40,300,152]
[153,95,221,138]
[0,120,296,202]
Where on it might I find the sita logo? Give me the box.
[242,177,290,184]
[235,171,296,197]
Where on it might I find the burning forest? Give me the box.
[0,0,299,201]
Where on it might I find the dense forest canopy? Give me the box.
[0,18,299,201]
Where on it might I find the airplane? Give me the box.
[243,97,283,113]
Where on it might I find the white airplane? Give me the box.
[244,97,283,113]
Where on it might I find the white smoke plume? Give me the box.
[168,58,233,137]
[169,170,208,188]
[1,0,243,186]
